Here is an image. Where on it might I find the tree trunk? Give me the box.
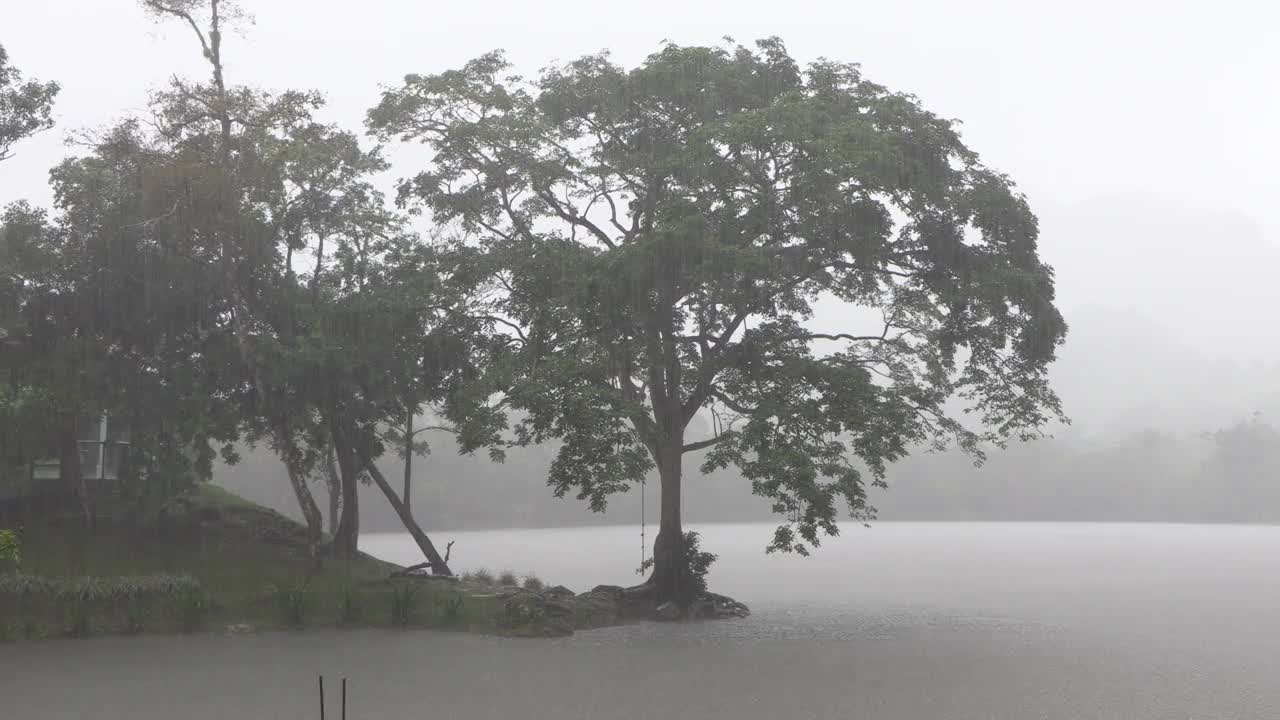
[283,452,324,552]
[645,445,686,603]
[329,419,361,556]
[359,449,452,576]
[403,411,413,507]
[322,444,341,537]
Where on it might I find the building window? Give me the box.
[33,413,130,482]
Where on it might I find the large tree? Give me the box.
[369,38,1068,603]
[0,42,59,487]
[138,0,501,568]
[138,0,361,556]
[1,123,244,523]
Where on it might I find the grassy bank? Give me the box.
[0,485,545,640]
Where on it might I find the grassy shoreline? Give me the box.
[0,485,575,641]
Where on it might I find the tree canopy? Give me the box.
[0,43,60,162]
[369,37,1067,598]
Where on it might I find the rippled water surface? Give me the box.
[4,523,1278,719]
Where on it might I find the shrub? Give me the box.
[172,588,211,633]
[338,584,362,626]
[0,529,19,572]
[682,531,717,597]
[438,591,464,626]
[522,574,544,591]
[497,570,519,587]
[463,569,494,586]
[0,573,207,636]
[267,582,312,629]
[389,583,417,627]
[123,603,148,635]
[638,530,718,603]
[64,602,92,638]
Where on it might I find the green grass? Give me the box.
[2,484,528,639]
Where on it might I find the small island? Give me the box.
[0,484,747,641]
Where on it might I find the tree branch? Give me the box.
[478,314,527,343]
[143,1,213,60]
[710,387,755,416]
[535,189,617,249]
[682,431,735,453]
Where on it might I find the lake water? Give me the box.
[4,522,1279,719]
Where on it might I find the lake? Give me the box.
[3,522,1278,719]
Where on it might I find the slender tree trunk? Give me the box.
[271,415,323,559]
[403,411,413,508]
[329,419,361,556]
[282,450,323,552]
[322,444,341,537]
[359,449,452,576]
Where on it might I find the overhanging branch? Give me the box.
[682,431,735,453]
[535,189,617,249]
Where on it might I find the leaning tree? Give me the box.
[369,38,1068,603]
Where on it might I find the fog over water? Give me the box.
[6,523,1279,719]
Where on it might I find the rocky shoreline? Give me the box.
[488,583,751,637]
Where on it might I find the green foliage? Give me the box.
[171,587,212,634]
[63,602,92,638]
[267,581,312,629]
[123,603,148,635]
[463,568,495,586]
[0,573,207,637]
[639,531,717,599]
[0,573,202,601]
[680,532,718,598]
[369,37,1068,559]
[338,584,363,626]
[438,591,465,625]
[0,43,60,162]
[0,529,19,570]
[389,582,418,627]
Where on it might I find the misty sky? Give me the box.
[3,0,1279,429]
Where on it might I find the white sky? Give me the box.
[3,0,1275,229]
[3,0,1279,427]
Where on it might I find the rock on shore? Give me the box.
[491,584,750,637]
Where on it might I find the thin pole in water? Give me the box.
[319,676,326,720]
[341,677,347,720]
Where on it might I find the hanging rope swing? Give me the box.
[640,473,647,570]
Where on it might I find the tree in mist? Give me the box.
[0,44,59,488]
[369,38,1067,602]
[132,0,501,568]
[1202,413,1280,519]
[0,43,60,162]
[0,122,246,524]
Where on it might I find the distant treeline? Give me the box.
[216,412,1280,531]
